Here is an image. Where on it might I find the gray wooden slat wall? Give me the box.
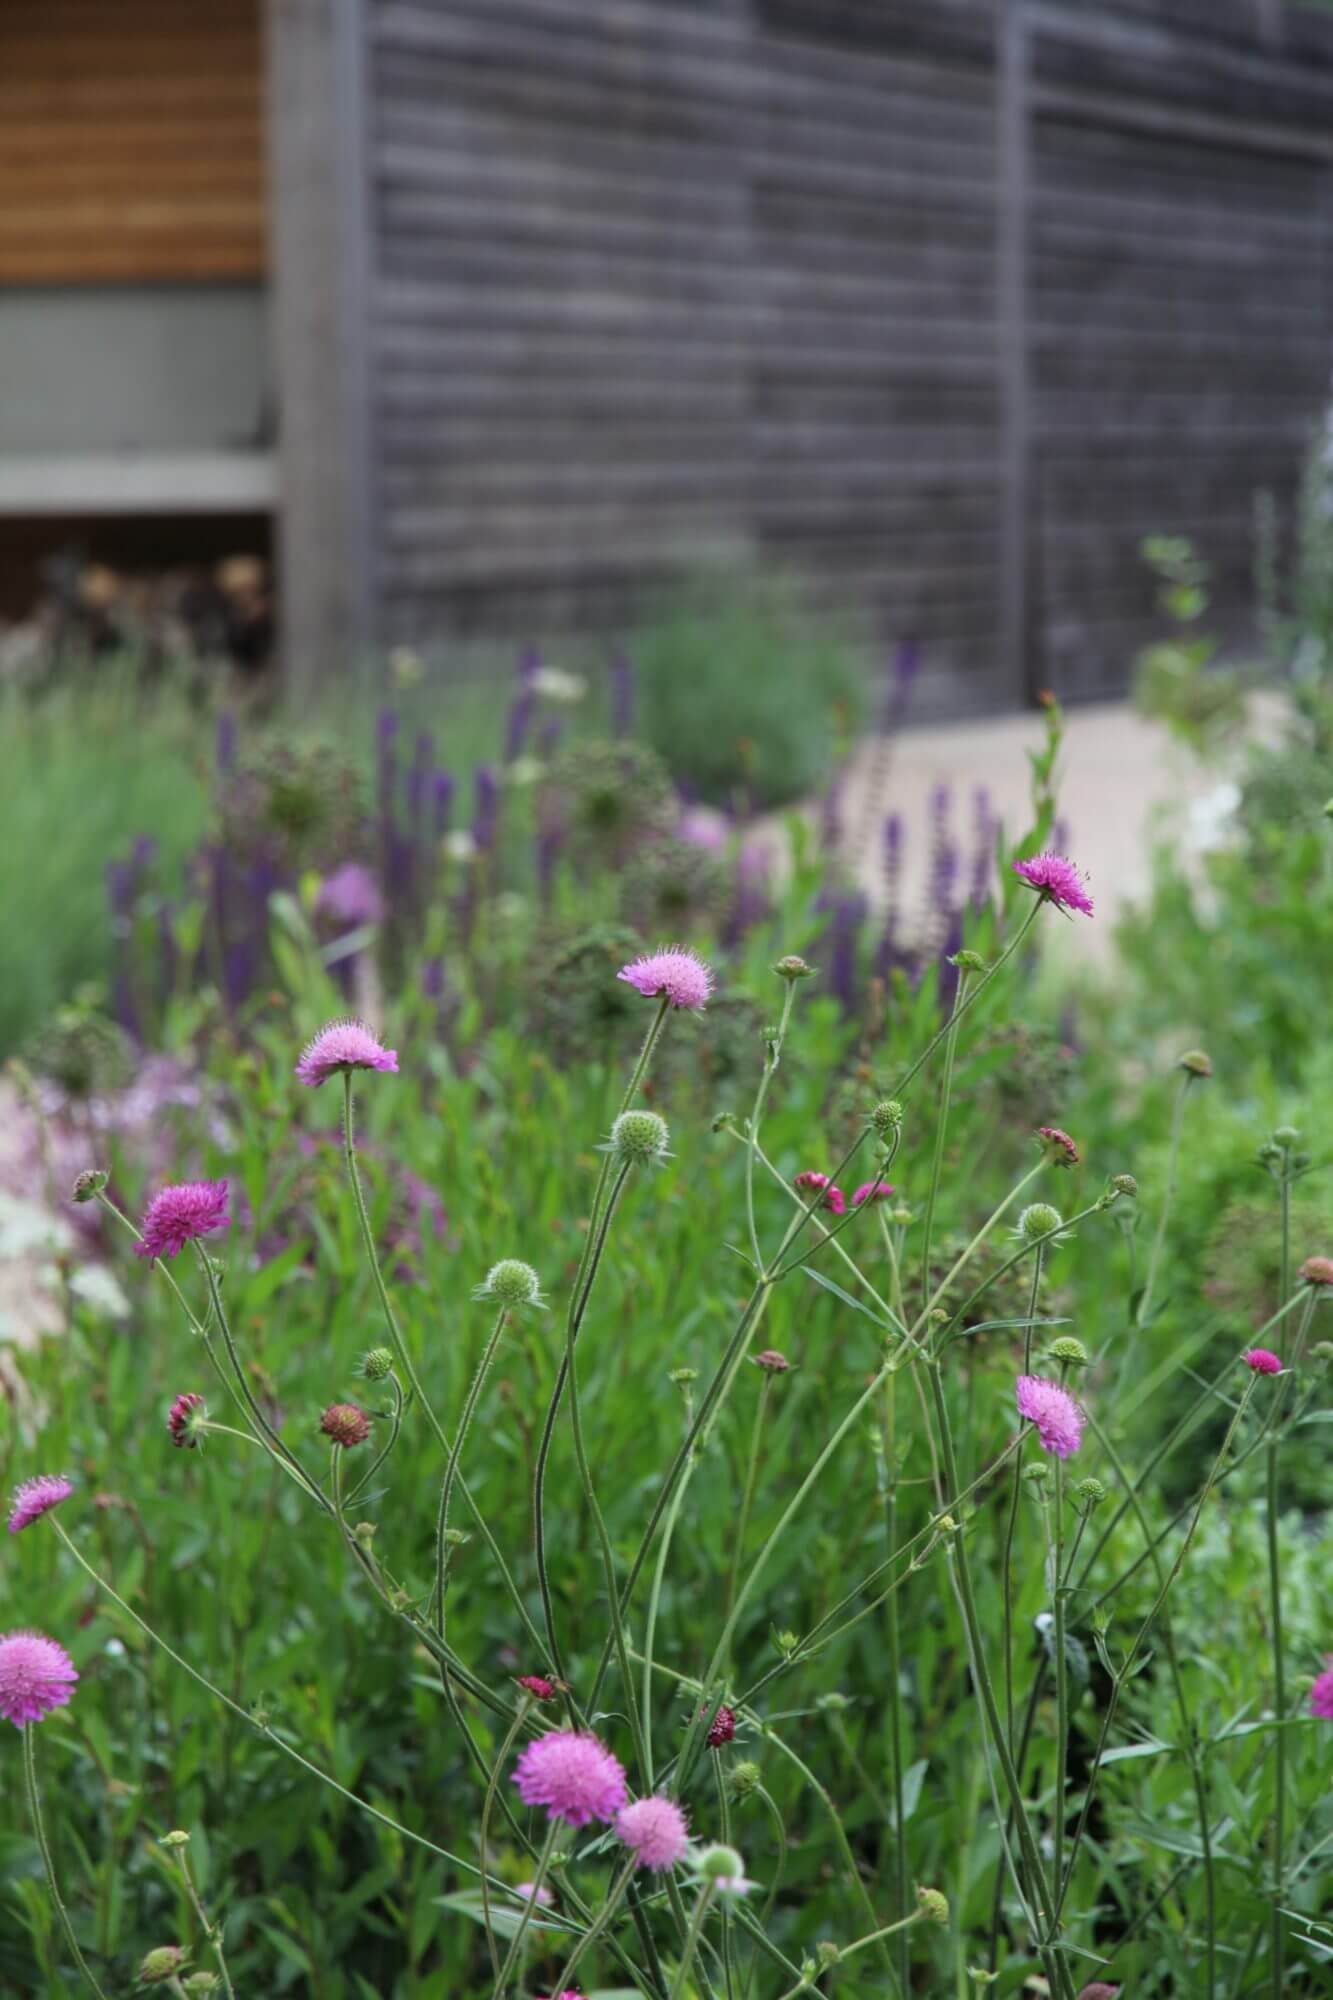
[354,0,1333,711]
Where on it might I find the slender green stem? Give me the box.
[1052,1438,1068,1912]
[770,1910,925,1999]
[479,1699,533,1982]
[1136,1071,1192,1330]
[879,1363,909,1998]
[918,1162,1045,1337]
[434,1306,508,1634]
[745,983,796,1269]
[714,1756,737,2000]
[176,1849,236,2000]
[493,1820,559,1998]
[1266,1414,1287,1999]
[343,1371,404,1506]
[725,1376,773,1645]
[23,1726,110,1999]
[1002,1248,1043,1752]
[643,1427,697,1782]
[669,1884,718,2000]
[919,968,970,1307]
[553,1855,639,1991]
[194,1246,329,1513]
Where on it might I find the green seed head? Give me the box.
[158,1830,190,1850]
[1017,1203,1063,1243]
[773,954,815,982]
[1109,1173,1138,1198]
[476,1259,543,1310]
[1177,1048,1212,1078]
[137,1947,189,1986]
[917,1886,949,1924]
[949,948,987,974]
[610,1108,671,1163]
[731,1760,761,1798]
[1074,1476,1107,1510]
[696,1843,745,1883]
[71,1167,108,1204]
[1048,1335,1089,1366]
[360,1347,395,1381]
[870,1100,904,1141]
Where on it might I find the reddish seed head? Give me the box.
[1244,1348,1282,1375]
[1036,1125,1080,1168]
[703,1702,736,1748]
[167,1392,205,1449]
[517,1674,558,1701]
[1013,852,1094,917]
[0,1630,79,1728]
[8,1475,73,1535]
[851,1180,895,1206]
[794,1171,845,1216]
[1300,1255,1333,1287]
[135,1181,230,1261]
[295,1018,399,1088]
[617,944,714,1012]
[319,1403,372,1448]
[753,1349,790,1373]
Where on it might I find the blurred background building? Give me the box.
[2,0,1331,711]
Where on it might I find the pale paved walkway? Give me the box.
[832,694,1283,965]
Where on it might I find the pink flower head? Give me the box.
[8,1475,73,1535]
[1015,1374,1085,1459]
[512,1881,554,1907]
[1311,1660,1333,1720]
[167,1392,206,1448]
[0,1630,78,1728]
[516,1674,559,1702]
[1244,1348,1282,1375]
[295,1018,399,1088]
[617,945,713,1012]
[1013,852,1094,917]
[702,1701,737,1747]
[513,1729,628,1828]
[615,1794,691,1871]
[136,1181,230,1260]
[753,1349,790,1373]
[852,1180,895,1206]
[315,862,384,929]
[1036,1125,1081,1168]
[794,1171,846,1216]
[320,1403,372,1448]
[1300,1255,1333,1287]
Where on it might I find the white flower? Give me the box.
[443,830,477,863]
[531,666,587,703]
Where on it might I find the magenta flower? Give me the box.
[167,1392,205,1449]
[617,945,713,1012]
[794,1171,846,1216]
[512,1881,554,1907]
[8,1476,73,1536]
[1015,1374,1086,1458]
[704,1702,737,1748]
[1300,1255,1333,1287]
[615,1795,691,1871]
[513,1729,628,1828]
[1013,852,1094,917]
[516,1674,559,1702]
[295,1018,399,1088]
[753,1349,790,1373]
[1244,1348,1282,1375]
[315,862,384,929]
[136,1181,230,1260]
[1036,1125,1081,1168]
[852,1180,895,1206]
[320,1403,372,1448]
[1311,1660,1333,1719]
[0,1630,78,1728]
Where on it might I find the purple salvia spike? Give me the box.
[538,715,563,759]
[431,769,454,839]
[828,892,866,1014]
[882,638,920,733]
[471,765,499,852]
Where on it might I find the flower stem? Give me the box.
[878,1361,909,1999]
[434,1306,508,1636]
[1136,1070,1193,1330]
[553,1856,638,1992]
[1001,1247,1043,1753]
[479,1697,533,1982]
[918,967,970,1309]
[725,1374,773,1647]
[493,1820,559,1998]
[668,1883,717,2000]
[175,1848,236,2000]
[23,1725,111,1999]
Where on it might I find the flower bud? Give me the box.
[773,954,815,981]
[1109,1173,1138,1199]
[609,1109,671,1164]
[1273,1125,1301,1148]
[917,1886,949,1923]
[360,1347,395,1381]
[1048,1335,1089,1367]
[1299,1255,1333,1288]
[1015,1203,1064,1244]
[815,1940,841,1969]
[1073,1476,1107,1511]
[870,1100,904,1141]
[696,1843,745,1883]
[137,1946,189,1985]
[815,1691,850,1713]
[71,1167,108,1203]
[1022,1460,1050,1487]
[776,1630,799,1657]
[949,948,987,974]
[475,1259,544,1310]
[752,1349,790,1373]
[158,1830,190,1850]
[731,1760,761,1798]
[1177,1048,1212,1078]
[184,1978,220,1996]
[668,1366,698,1386]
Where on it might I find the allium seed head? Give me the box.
[615,1794,691,1870]
[1244,1348,1282,1375]
[319,1403,372,1448]
[295,1018,399,1088]
[1012,852,1093,917]
[0,1631,78,1728]
[609,1109,671,1163]
[8,1475,73,1535]
[475,1259,544,1310]
[513,1729,628,1828]
[616,945,713,1012]
[136,1182,230,1261]
[1015,1375,1086,1459]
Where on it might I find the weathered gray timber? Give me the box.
[286,0,1333,708]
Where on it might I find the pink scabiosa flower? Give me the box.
[513,1729,628,1828]
[752,1349,790,1373]
[319,1403,372,1448]
[616,944,713,1012]
[1013,852,1093,917]
[135,1181,230,1260]
[1300,1255,1333,1288]
[852,1180,895,1206]
[1310,1659,1333,1719]
[1036,1125,1080,1168]
[167,1392,206,1448]
[1244,1348,1282,1375]
[0,1630,78,1728]
[794,1171,846,1216]
[295,1018,399,1088]
[1015,1374,1086,1459]
[512,1881,554,1907]
[516,1674,559,1702]
[615,1795,691,1871]
[8,1475,73,1535]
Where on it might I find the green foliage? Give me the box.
[1132,536,1247,752]
[630,574,864,809]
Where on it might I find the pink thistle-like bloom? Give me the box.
[167,1392,205,1448]
[8,1475,73,1535]
[1036,1125,1081,1168]
[135,1181,230,1260]
[794,1171,846,1216]
[516,1674,559,1702]
[1013,852,1094,918]
[512,1881,554,1907]
[753,1349,790,1373]
[616,945,713,1012]
[1310,1660,1333,1720]
[852,1180,895,1206]
[1015,1375,1086,1459]
[295,1018,399,1088]
[615,1795,691,1871]
[1076,1986,1121,2000]
[319,1403,372,1448]
[0,1630,78,1728]
[513,1729,628,1828]
[1244,1348,1282,1375]
[1300,1255,1333,1287]
[704,1702,737,1748]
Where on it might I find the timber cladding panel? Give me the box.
[360,0,1333,708]
[0,0,265,285]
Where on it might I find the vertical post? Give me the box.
[332,0,376,672]
[996,0,1034,703]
